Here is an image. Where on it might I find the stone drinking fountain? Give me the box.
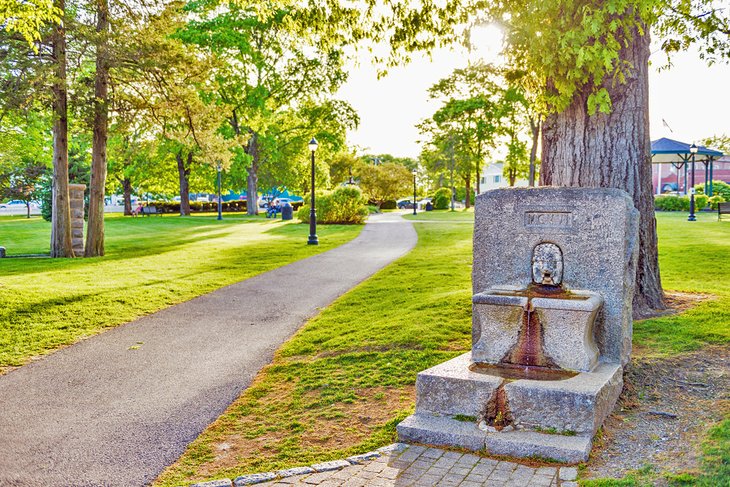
[398,187,639,462]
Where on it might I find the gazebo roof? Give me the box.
[651,137,724,164]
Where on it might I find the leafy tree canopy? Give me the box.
[287,0,728,115]
[0,0,59,46]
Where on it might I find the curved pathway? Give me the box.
[0,213,417,487]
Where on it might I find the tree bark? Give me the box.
[26,202,30,219]
[540,28,664,316]
[85,0,110,257]
[176,150,191,216]
[50,0,74,258]
[122,177,132,216]
[246,132,259,215]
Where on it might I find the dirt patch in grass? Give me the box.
[585,345,729,482]
[179,384,415,481]
[299,386,415,449]
[634,291,715,320]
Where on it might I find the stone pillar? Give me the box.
[69,184,86,256]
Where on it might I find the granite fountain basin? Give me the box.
[472,285,602,372]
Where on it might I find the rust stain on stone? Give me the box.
[501,300,558,369]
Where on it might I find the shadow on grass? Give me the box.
[0,220,259,277]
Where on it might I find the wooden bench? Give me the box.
[140,205,162,217]
[719,201,730,221]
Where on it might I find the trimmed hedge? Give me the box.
[654,194,712,212]
[297,186,369,224]
[146,200,247,213]
[380,199,397,210]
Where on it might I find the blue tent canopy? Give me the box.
[261,188,303,202]
[221,190,246,202]
[651,137,723,164]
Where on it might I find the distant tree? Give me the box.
[356,161,411,209]
[360,154,417,171]
[328,152,360,187]
[124,4,230,216]
[0,161,45,218]
[178,1,348,214]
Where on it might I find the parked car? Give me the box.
[397,199,415,209]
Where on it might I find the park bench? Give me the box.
[141,205,162,217]
[719,202,730,221]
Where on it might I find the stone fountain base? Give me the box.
[396,353,623,463]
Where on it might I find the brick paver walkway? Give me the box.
[258,445,569,487]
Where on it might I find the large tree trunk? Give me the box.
[122,177,132,216]
[85,0,110,257]
[50,0,74,258]
[176,150,191,216]
[246,132,259,215]
[540,28,664,317]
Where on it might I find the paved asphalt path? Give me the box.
[0,213,417,487]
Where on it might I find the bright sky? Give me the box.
[338,30,730,159]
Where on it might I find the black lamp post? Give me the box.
[688,143,698,221]
[216,162,223,221]
[308,137,319,245]
[412,169,417,216]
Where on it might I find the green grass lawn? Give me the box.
[0,213,362,370]
[156,210,729,486]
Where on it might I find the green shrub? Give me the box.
[655,195,689,211]
[380,199,397,210]
[433,188,451,209]
[297,186,368,224]
[695,180,730,201]
[709,195,726,210]
[694,194,709,210]
[367,205,379,214]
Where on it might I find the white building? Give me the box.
[479,162,528,193]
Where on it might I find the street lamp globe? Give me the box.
[690,143,698,154]
[309,137,319,153]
